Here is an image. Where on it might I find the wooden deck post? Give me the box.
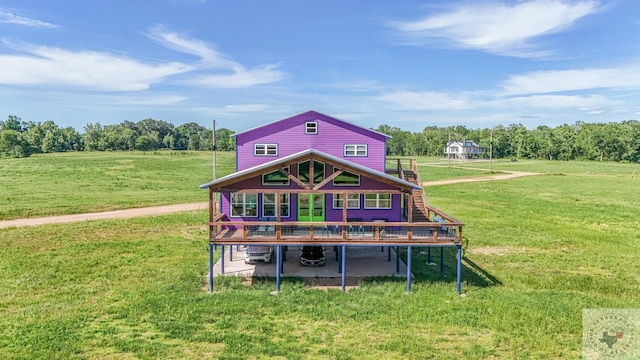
[407,193,413,240]
[342,192,347,240]
[276,193,281,240]
[209,188,214,239]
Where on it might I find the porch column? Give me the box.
[341,245,346,292]
[208,188,214,240]
[276,192,281,240]
[456,245,462,295]
[209,242,214,292]
[275,245,281,293]
[220,245,225,274]
[407,193,413,240]
[342,191,347,240]
[209,187,214,219]
[440,247,445,273]
[280,246,284,274]
[406,246,412,293]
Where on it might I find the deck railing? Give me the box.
[208,217,463,245]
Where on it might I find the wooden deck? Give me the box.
[209,221,461,246]
[207,158,464,247]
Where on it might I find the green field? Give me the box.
[0,151,235,220]
[1,153,639,359]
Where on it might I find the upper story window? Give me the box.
[332,169,360,186]
[344,144,367,157]
[305,121,318,134]
[254,143,278,156]
[262,166,290,186]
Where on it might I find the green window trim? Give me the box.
[262,166,290,186]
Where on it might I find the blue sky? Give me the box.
[1,0,639,132]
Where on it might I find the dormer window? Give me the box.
[305,121,318,134]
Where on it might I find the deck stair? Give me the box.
[402,169,430,222]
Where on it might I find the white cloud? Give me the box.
[147,26,285,88]
[392,0,601,57]
[146,26,235,68]
[501,66,640,95]
[578,106,604,114]
[194,64,284,88]
[109,94,187,105]
[0,41,190,91]
[0,9,58,28]
[498,94,612,109]
[222,104,268,112]
[0,26,284,91]
[377,90,472,110]
[375,88,616,115]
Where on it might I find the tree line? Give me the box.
[1,115,639,162]
[374,121,640,162]
[0,116,235,158]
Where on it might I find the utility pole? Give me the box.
[490,128,493,173]
[212,120,217,214]
[448,128,451,168]
[212,120,217,180]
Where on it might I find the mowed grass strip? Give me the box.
[0,151,235,220]
[1,160,639,359]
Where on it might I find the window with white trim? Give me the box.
[305,121,318,134]
[254,143,278,156]
[230,193,258,217]
[364,193,391,209]
[344,144,367,157]
[262,193,290,217]
[332,169,360,186]
[333,193,360,209]
[262,166,290,185]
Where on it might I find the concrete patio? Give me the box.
[209,245,411,280]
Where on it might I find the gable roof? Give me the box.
[231,110,391,139]
[200,148,420,192]
[447,140,482,147]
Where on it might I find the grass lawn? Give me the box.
[1,153,638,358]
[0,151,235,220]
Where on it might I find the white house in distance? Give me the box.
[445,140,486,160]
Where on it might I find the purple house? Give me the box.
[200,111,465,293]
[214,111,411,224]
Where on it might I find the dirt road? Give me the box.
[1,171,537,229]
[0,202,209,229]
[422,171,537,186]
